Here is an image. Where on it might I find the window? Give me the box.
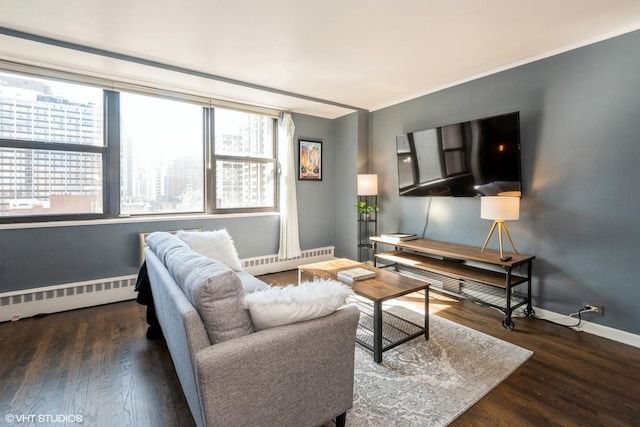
[213,109,276,211]
[120,92,204,215]
[0,71,104,217]
[0,68,279,221]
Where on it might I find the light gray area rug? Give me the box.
[348,306,533,427]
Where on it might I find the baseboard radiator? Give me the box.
[242,246,335,276]
[0,276,138,323]
[0,246,335,323]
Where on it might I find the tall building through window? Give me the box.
[214,109,276,210]
[0,71,104,217]
[120,92,204,215]
[0,69,279,221]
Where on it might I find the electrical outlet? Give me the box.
[583,303,605,316]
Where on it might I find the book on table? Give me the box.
[379,233,417,243]
[337,267,376,281]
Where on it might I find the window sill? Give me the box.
[0,211,280,230]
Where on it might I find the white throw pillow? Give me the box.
[176,229,243,271]
[242,279,354,330]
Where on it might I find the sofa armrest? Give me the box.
[194,305,360,427]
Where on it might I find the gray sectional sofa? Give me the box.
[143,232,360,427]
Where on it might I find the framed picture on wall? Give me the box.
[298,139,322,180]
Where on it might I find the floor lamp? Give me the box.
[480,196,520,259]
[357,174,378,263]
[357,174,378,197]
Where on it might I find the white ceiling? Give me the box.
[1,0,640,118]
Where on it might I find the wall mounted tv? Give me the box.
[396,112,521,197]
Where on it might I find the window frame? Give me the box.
[117,90,206,217]
[0,68,280,223]
[0,86,112,223]
[209,109,279,214]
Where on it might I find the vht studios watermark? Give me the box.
[5,413,84,423]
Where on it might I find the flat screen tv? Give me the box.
[396,112,521,197]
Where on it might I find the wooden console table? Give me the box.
[371,237,535,329]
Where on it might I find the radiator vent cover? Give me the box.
[1,276,137,322]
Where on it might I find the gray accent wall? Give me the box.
[292,113,336,250]
[333,112,363,261]
[0,216,280,292]
[370,30,640,335]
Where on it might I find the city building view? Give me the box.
[0,71,276,217]
[213,108,275,210]
[119,91,205,215]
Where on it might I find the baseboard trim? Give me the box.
[396,268,640,349]
[531,307,640,349]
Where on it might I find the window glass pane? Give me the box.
[214,109,276,210]
[0,147,102,216]
[0,71,103,146]
[120,92,204,215]
[215,159,275,209]
[0,72,104,218]
[214,109,273,158]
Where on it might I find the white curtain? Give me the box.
[277,112,302,260]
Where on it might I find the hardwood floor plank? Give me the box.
[263,269,640,425]
[1,269,639,426]
[0,301,193,427]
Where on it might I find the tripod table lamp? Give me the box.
[480,196,520,258]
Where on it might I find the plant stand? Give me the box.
[357,195,377,263]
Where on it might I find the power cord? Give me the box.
[538,304,598,329]
[421,197,432,238]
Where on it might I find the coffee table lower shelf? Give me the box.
[352,300,426,360]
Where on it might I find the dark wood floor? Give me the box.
[1,269,639,426]
[0,298,193,427]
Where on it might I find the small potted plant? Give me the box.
[355,200,379,220]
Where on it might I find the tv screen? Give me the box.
[396,112,521,197]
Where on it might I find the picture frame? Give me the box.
[298,139,322,180]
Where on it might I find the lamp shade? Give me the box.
[481,196,520,221]
[357,174,378,195]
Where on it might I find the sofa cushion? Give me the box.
[145,231,191,264]
[176,229,243,271]
[236,271,270,294]
[242,279,353,330]
[147,232,254,344]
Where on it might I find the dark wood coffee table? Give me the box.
[298,258,429,363]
